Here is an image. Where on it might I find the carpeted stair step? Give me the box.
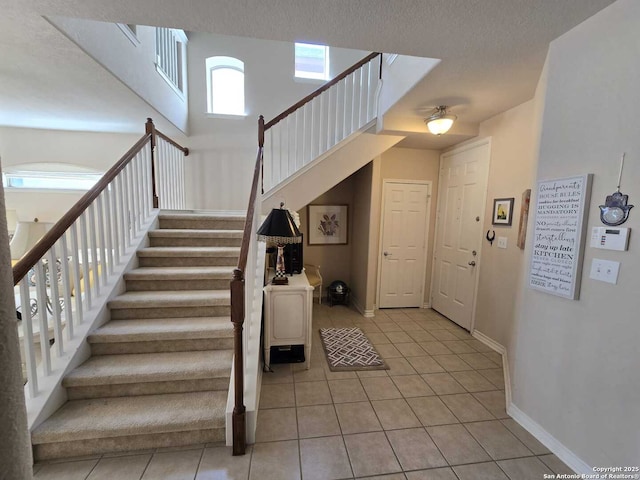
[149,229,243,247]
[158,213,245,231]
[31,391,226,461]
[109,290,231,319]
[63,350,232,399]
[137,246,240,267]
[124,266,234,291]
[88,317,233,354]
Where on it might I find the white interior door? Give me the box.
[431,139,490,330]
[378,181,430,308]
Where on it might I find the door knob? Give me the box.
[384,251,390,257]
[468,261,476,266]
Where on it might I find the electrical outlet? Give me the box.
[589,258,620,285]
[497,237,508,249]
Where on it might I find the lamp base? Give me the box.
[272,276,289,285]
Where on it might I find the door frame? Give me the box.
[376,179,432,309]
[430,137,491,333]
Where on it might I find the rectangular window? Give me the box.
[295,42,329,80]
[2,172,102,191]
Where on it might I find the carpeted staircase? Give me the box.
[31,212,244,461]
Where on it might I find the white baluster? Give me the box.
[88,204,100,297]
[319,91,327,155]
[103,188,114,275]
[47,246,64,357]
[59,233,74,340]
[286,116,293,180]
[336,80,344,143]
[180,151,185,209]
[327,86,336,150]
[123,166,133,244]
[132,155,140,233]
[96,195,108,285]
[35,260,51,375]
[70,223,83,324]
[79,214,92,311]
[20,279,38,397]
[302,103,310,165]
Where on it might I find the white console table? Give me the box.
[263,272,313,369]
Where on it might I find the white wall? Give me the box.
[48,17,189,133]
[512,0,640,468]
[350,162,374,314]
[367,148,440,311]
[186,32,367,210]
[0,126,140,223]
[298,175,356,290]
[472,99,538,348]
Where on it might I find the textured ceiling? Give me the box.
[0,0,615,146]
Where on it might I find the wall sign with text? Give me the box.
[529,174,593,300]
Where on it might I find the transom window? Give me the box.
[206,56,245,116]
[295,42,330,80]
[2,164,102,191]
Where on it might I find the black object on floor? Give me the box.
[269,345,305,364]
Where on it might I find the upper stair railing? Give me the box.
[12,118,188,400]
[262,52,381,192]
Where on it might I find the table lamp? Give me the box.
[257,203,302,285]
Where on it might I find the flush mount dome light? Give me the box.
[424,106,457,135]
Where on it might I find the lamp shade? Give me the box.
[425,106,456,135]
[257,207,302,244]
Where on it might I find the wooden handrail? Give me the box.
[12,133,151,285]
[156,130,190,156]
[238,117,265,272]
[230,116,264,456]
[12,119,189,285]
[264,52,381,130]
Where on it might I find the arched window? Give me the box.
[206,56,245,116]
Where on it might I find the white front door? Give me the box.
[431,139,491,330]
[378,181,430,308]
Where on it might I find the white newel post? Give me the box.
[0,162,34,479]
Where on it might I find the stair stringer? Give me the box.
[262,130,405,212]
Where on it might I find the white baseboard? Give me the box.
[472,329,506,355]
[471,329,511,406]
[507,403,591,475]
[422,303,431,309]
[472,330,591,475]
[352,296,375,318]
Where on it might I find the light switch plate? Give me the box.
[497,237,508,249]
[589,258,620,285]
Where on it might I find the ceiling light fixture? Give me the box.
[424,106,457,135]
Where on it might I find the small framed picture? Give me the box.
[492,198,515,226]
[307,204,348,245]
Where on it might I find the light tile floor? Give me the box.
[33,304,575,480]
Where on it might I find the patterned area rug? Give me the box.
[319,327,389,371]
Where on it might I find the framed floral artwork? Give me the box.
[307,204,348,245]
